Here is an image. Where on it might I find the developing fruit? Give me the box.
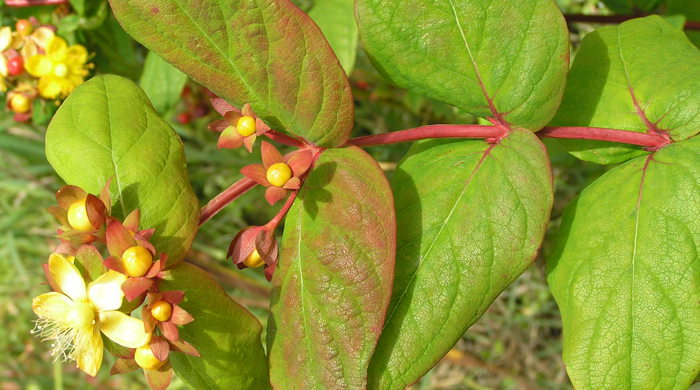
[66,197,93,231]
[15,19,32,36]
[7,56,23,76]
[134,343,166,370]
[150,301,172,322]
[236,115,256,137]
[266,163,292,188]
[243,249,264,268]
[121,246,153,277]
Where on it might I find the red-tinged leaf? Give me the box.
[103,336,134,359]
[99,179,112,215]
[144,364,173,390]
[287,150,313,177]
[149,336,170,362]
[243,134,256,153]
[261,141,283,169]
[224,109,243,125]
[170,305,194,326]
[135,239,156,256]
[255,118,270,135]
[123,209,140,231]
[109,0,354,148]
[103,255,126,274]
[208,119,229,133]
[75,244,107,282]
[160,290,184,305]
[159,263,270,389]
[264,263,276,282]
[170,339,200,357]
[110,358,139,375]
[255,229,278,266]
[160,321,179,343]
[47,206,69,227]
[122,277,153,301]
[55,185,86,209]
[264,186,287,205]
[218,126,244,149]
[136,228,155,241]
[121,292,146,315]
[240,164,269,187]
[282,177,300,190]
[211,98,235,116]
[142,306,157,333]
[241,103,253,116]
[84,194,107,228]
[267,146,396,389]
[143,260,160,279]
[106,220,136,258]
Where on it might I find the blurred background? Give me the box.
[0,0,696,389]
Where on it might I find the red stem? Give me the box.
[538,126,670,148]
[346,124,506,147]
[265,190,299,229]
[564,14,700,31]
[5,0,67,6]
[199,177,256,226]
[264,130,306,148]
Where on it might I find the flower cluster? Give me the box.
[1,18,91,121]
[33,183,198,390]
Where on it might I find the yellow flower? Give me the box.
[25,36,89,100]
[0,26,13,92]
[32,253,150,377]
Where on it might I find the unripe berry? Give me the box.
[177,112,191,124]
[7,56,23,76]
[67,198,94,231]
[236,116,256,137]
[15,19,32,36]
[266,163,292,188]
[243,249,264,268]
[134,343,166,370]
[121,246,153,277]
[150,300,172,322]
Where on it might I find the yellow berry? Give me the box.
[67,198,94,232]
[53,63,68,78]
[236,116,256,137]
[243,249,264,268]
[15,19,32,36]
[9,94,30,114]
[150,301,172,322]
[134,344,166,370]
[266,163,292,188]
[121,246,153,277]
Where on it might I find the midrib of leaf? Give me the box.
[295,202,317,386]
[445,0,503,124]
[384,142,497,329]
[102,78,127,216]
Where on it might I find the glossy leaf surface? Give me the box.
[369,129,553,389]
[308,0,358,74]
[547,136,700,389]
[46,75,199,264]
[161,263,271,390]
[139,51,188,115]
[267,146,396,389]
[109,0,354,147]
[356,0,569,130]
[552,16,700,164]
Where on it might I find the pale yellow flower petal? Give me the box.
[25,55,52,77]
[46,36,67,62]
[87,271,126,312]
[0,56,7,78]
[75,324,103,377]
[31,27,55,50]
[38,76,63,99]
[48,253,86,301]
[98,311,150,348]
[0,27,12,52]
[32,292,72,322]
[66,45,87,65]
[21,40,38,59]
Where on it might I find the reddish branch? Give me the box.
[538,126,670,148]
[199,177,256,226]
[347,124,507,147]
[264,130,306,148]
[5,0,67,6]
[564,14,700,30]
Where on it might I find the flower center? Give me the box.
[266,163,292,188]
[53,63,68,78]
[243,249,265,268]
[150,301,173,322]
[65,301,94,328]
[67,197,93,232]
[121,246,154,277]
[236,116,256,137]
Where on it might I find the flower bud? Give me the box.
[134,343,166,370]
[15,19,32,36]
[9,93,30,114]
[266,163,292,188]
[236,115,256,137]
[121,246,153,277]
[243,249,264,268]
[67,197,93,231]
[150,300,172,322]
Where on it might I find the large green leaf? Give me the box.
[356,0,569,130]
[45,75,199,264]
[267,146,396,389]
[368,129,553,389]
[160,263,270,390]
[547,136,700,389]
[109,0,354,147]
[602,0,663,13]
[551,16,700,164]
[139,51,188,115]
[308,0,358,74]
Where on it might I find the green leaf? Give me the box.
[267,146,396,389]
[308,0,358,74]
[356,0,569,130]
[161,263,270,390]
[85,13,142,80]
[547,136,700,389]
[602,0,663,13]
[368,129,553,390]
[69,0,86,16]
[667,0,700,47]
[109,0,354,147]
[45,75,199,265]
[551,16,700,164]
[139,51,188,115]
